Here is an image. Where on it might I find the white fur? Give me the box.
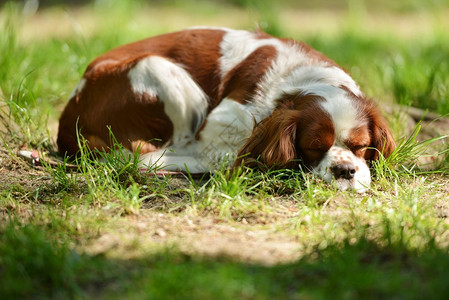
[219,30,284,80]
[277,67,361,100]
[318,88,362,141]
[249,42,308,121]
[312,146,371,192]
[139,99,254,173]
[128,56,209,144]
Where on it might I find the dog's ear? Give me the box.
[234,110,300,169]
[364,103,396,161]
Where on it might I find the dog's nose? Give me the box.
[331,163,356,180]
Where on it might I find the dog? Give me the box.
[57,27,395,192]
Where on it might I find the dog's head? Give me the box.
[235,89,395,192]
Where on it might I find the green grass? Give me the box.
[3,220,449,299]
[113,236,449,300]
[1,0,449,299]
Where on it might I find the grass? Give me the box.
[3,218,449,299]
[1,0,449,299]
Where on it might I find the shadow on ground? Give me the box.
[2,220,449,299]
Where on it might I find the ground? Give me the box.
[2,136,449,267]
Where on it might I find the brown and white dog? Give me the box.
[57,27,395,192]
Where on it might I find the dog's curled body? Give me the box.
[58,28,395,192]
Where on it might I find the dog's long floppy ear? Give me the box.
[364,102,396,161]
[234,110,301,169]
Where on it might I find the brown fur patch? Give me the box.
[219,45,277,104]
[57,71,173,156]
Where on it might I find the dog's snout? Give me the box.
[331,163,356,180]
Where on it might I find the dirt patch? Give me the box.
[433,176,449,219]
[85,211,302,265]
[0,148,49,192]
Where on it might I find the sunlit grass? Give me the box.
[372,123,449,181]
